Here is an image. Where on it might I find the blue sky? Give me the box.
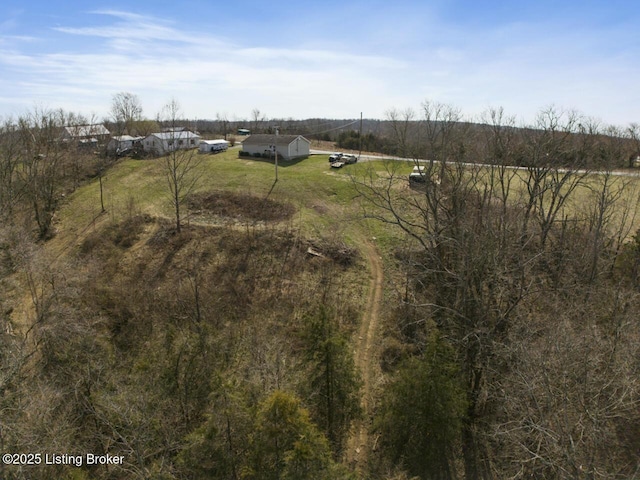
[0,1,639,125]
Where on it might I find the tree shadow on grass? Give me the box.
[237,154,310,168]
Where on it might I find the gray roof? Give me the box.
[64,124,110,138]
[149,131,200,140]
[111,135,144,141]
[241,134,309,146]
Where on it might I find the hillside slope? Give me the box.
[1,151,384,479]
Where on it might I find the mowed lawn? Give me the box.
[54,148,372,252]
[54,150,640,257]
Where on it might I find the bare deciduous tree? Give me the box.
[216,112,230,140]
[492,287,640,479]
[17,108,68,239]
[353,102,640,479]
[161,99,201,233]
[386,107,416,158]
[0,118,22,222]
[251,108,266,134]
[627,123,640,167]
[110,92,143,136]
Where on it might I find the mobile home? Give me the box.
[199,139,229,153]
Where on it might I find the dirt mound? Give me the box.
[188,191,295,223]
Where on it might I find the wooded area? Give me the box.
[358,103,640,479]
[1,103,640,479]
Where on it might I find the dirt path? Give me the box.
[345,240,383,474]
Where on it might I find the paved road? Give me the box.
[311,149,405,163]
[311,149,640,178]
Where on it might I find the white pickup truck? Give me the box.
[409,166,441,187]
[409,166,426,183]
[329,153,358,168]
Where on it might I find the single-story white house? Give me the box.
[199,139,229,153]
[107,135,144,154]
[142,131,201,155]
[241,134,310,160]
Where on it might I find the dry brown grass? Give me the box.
[188,191,296,223]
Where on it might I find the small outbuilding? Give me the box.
[241,134,310,160]
[199,139,229,153]
[107,135,144,155]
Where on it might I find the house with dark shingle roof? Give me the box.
[241,134,310,160]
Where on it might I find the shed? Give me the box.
[107,135,144,154]
[241,134,310,160]
[199,139,229,153]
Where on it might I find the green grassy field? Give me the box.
[54,149,640,262]
[53,150,385,255]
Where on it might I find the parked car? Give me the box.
[329,152,343,163]
[409,166,426,183]
[408,165,440,188]
[342,154,358,164]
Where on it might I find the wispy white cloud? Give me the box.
[53,10,204,48]
[0,9,405,119]
[0,5,638,125]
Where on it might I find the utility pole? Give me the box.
[358,112,363,160]
[274,126,279,182]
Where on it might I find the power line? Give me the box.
[298,119,342,130]
[299,119,360,137]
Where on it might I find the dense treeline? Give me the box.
[356,103,640,479]
[379,105,640,168]
[198,108,640,170]
[335,130,395,154]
